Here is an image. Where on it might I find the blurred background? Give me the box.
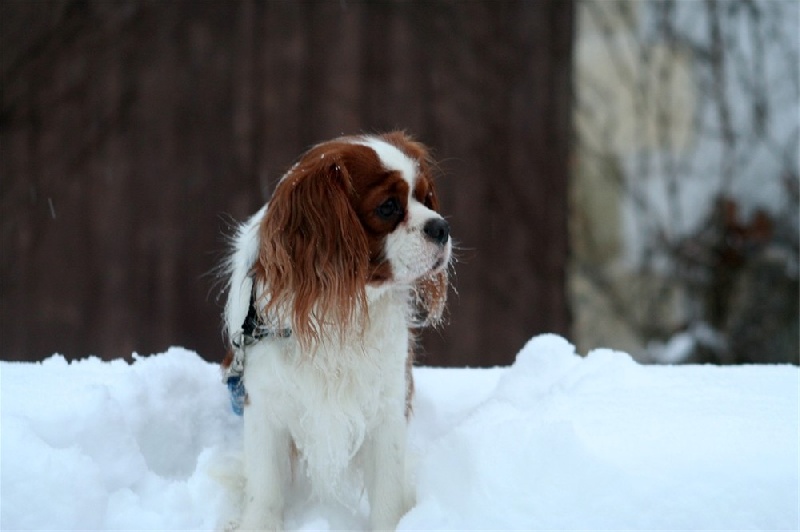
[1,0,797,366]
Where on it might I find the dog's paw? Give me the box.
[238,508,283,532]
[369,496,412,532]
[220,519,240,532]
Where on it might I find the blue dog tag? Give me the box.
[227,375,246,416]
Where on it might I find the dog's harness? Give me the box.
[224,285,292,416]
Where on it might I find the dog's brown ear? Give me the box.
[255,154,370,350]
[412,269,449,328]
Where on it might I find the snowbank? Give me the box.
[1,335,797,530]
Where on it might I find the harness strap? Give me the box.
[224,280,292,416]
[232,287,293,350]
[241,287,260,337]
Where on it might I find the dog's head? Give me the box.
[254,131,451,347]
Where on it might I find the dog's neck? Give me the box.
[283,285,410,362]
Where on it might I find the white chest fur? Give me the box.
[242,287,410,502]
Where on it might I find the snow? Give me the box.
[2,335,798,530]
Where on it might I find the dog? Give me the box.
[221,131,451,530]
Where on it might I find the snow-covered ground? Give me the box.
[1,334,797,530]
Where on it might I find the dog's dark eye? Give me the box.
[376,198,402,220]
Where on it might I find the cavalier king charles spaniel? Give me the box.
[221,131,451,530]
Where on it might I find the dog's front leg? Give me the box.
[364,412,414,531]
[240,401,289,532]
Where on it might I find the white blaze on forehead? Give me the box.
[354,137,417,188]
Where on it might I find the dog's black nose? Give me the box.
[423,218,450,245]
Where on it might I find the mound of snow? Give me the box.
[1,336,797,530]
[406,335,798,530]
[1,348,241,529]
